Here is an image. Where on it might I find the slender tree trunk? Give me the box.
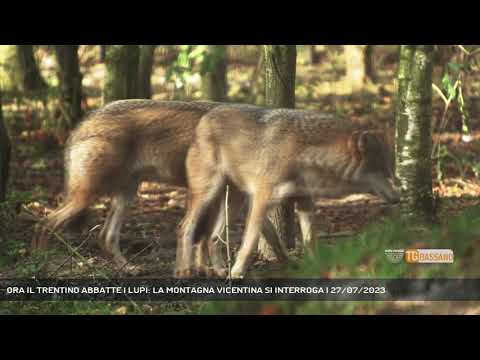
[16,45,47,95]
[257,45,297,260]
[54,45,83,129]
[103,45,140,104]
[364,45,378,84]
[138,45,157,99]
[0,90,11,202]
[201,45,228,101]
[395,45,435,222]
[99,45,107,63]
[310,45,321,65]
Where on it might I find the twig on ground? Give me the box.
[225,185,232,283]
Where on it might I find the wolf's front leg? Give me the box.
[231,190,271,279]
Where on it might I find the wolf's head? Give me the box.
[352,131,400,203]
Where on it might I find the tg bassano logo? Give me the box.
[385,249,454,264]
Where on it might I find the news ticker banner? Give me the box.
[2,279,480,301]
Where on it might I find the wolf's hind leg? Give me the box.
[103,183,139,274]
[296,196,317,251]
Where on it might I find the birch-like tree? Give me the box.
[395,45,435,221]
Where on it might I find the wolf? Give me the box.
[177,104,400,278]
[32,99,230,274]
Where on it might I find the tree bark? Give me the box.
[103,45,140,104]
[54,45,83,129]
[364,45,378,84]
[310,45,321,65]
[395,45,435,222]
[257,45,297,260]
[201,45,228,101]
[99,45,107,63]
[0,90,11,202]
[138,45,157,99]
[16,45,48,95]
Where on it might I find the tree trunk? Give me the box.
[264,46,296,107]
[16,45,48,95]
[310,45,321,65]
[201,45,228,101]
[138,45,157,99]
[395,45,435,222]
[103,45,140,104]
[364,45,378,84]
[99,45,107,63]
[257,45,297,260]
[0,90,11,202]
[54,45,83,129]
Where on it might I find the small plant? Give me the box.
[165,45,225,97]
[433,46,480,184]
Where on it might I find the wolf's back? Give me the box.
[199,103,359,149]
[63,100,225,197]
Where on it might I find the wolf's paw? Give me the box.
[121,264,143,276]
[212,267,228,278]
[229,267,246,279]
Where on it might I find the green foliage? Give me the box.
[165,45,226,95]
[441,61,471,134]
[434,46,480,184]
[199,205,480,315]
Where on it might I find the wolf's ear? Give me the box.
[358,131,381,154]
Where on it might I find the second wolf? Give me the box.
[178,104,400,278]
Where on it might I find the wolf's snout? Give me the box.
[385,188,401,204]
[369,175,401,204]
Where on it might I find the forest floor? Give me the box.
[2,46,480,314]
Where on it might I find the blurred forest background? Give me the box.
[1,45,480,315]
